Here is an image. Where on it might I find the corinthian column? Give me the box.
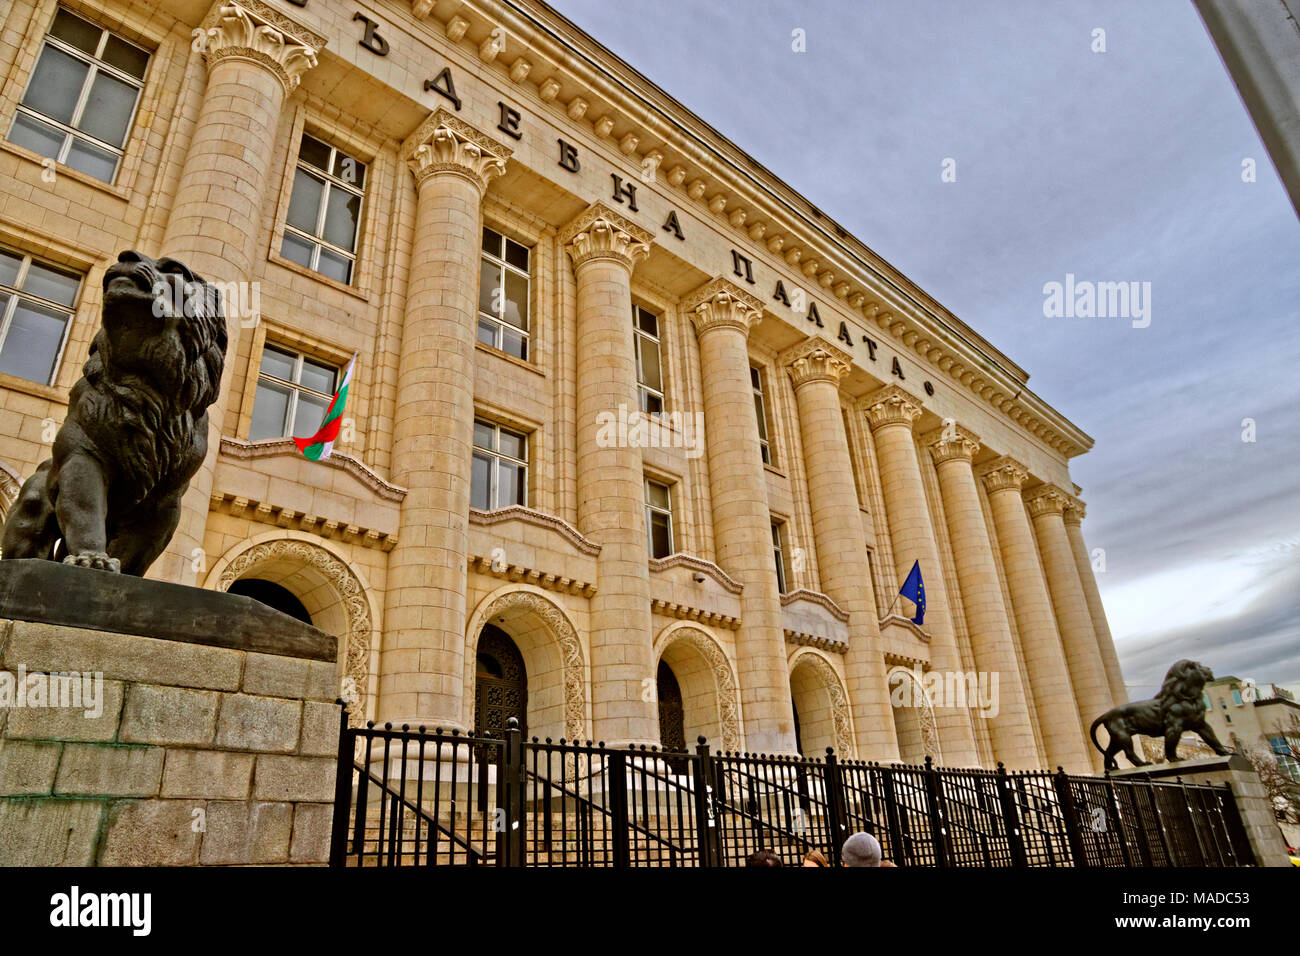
[977,458,1090,771]
[1064,498,1126,706]
[863,385,978,766]
[683,278,796,755]
[1026,483,1112,768]
[560,203,658,748]
[160,0,324,582]
[783,338,897,760]
[925,425,1038,768]
[378,111,510,726]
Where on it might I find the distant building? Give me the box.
[1204,677,1300,781]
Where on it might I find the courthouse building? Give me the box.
[0,0,1125,771]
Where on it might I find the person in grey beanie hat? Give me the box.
[842,831,895,867]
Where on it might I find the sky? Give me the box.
[547,0,1300,698]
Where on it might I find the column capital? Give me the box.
[1063,496,1087,526]
[400,109,511,193]
[1025,483,1073,519]
[781,336,852,389]
[977,456,1029,494]
[862,384,923,432]
[682,277,764,338]
[923,423,982,465]
[558,202,653,271]
[199,0,325,93]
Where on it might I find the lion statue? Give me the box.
[1090,659,1232,771]
[1,250,226,575]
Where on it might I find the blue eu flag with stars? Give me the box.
[899,560,925,625]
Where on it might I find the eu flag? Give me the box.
[899,560,925,625]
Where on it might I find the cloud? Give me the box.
[549,0,1300,687]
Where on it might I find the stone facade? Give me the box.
[0,619,338,865]
[0,0,1126,771]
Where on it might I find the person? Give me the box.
[841,831,896,867]
[801,849,829,867]
[746,849,783,867]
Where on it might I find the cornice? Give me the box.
[468,504,601,556]
[650,598,741,631]
[209,492,397,551]
[878,613,932,643]
[680,277,764,338]
[648,552,744,595]
[412,0,1094,461]
[558,201,653,271]
[781,336,852,390]
[784,630,848,655]
[779,588,850,623]
[218,437,407,501]
[466,552,597,598]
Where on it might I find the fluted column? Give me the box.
[1064,499,1126,707]
[783,339,897,760]
[378,111,510,726]
[560,203,658,748]
[863,385,978,765]
[1026,483,1112,769]
[925,426,1038,768]
[977,459,1090,771]
[160,0,324,582]
[685,278,796,755]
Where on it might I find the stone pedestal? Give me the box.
[0,561,341,866]
[1112,754,1292,867]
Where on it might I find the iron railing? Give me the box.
[328,708,1255,868]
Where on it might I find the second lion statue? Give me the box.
[1089,659,1233,771]
[1,250,227,576]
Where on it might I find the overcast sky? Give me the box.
[548,0,1300,698]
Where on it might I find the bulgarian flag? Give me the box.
[293,354,355,461]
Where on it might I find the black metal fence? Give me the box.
[328,710,1255,868]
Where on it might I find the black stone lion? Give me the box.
[1,251,226,575]
[1089,659,1232,771]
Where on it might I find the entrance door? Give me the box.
[657,660,689,772]
[474,625,527,738]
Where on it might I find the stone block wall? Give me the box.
[0,619,341,865]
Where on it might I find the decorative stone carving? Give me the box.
[658,626,742,752]
[558,202,653,271]
[1025,483,1071,519]
[977,456,1029,494]
[0,465,19,522]
[401,109,511,192]
[217,538,372,726]
[863,383,923,431]
[199,0,324,93]
[782,336,852,389]
[475,590,586,741]
[924,423,981,465]
[680,277,763,338]
[1063,495,1087,526]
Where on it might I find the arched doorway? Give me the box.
[887,665,940,764]
[788,652,855,757]
[227,578,312,624]
[474,624,527,738]
[652,624,742,753]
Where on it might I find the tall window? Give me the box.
[472,418,527,510]
[478,227,530,360]
[249,345,338,441]
[645,479,673,558]
[0,248,80,385]
[751,365,773,465]
[771,521,790,594]
[8,8,148,183]
[633,305,664,416]
[281,134,365,284]
[1269,736,1299,782]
